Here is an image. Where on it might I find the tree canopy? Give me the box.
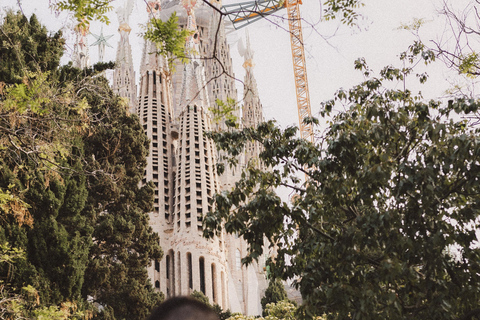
[0,11,162,319]
[79,75,163,320]
[227,300,326,320]
[0,11,64,84]
[205,44,480,319]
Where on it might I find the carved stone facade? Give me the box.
[112,0,268,315]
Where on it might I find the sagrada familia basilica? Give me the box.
[72,0,269,315]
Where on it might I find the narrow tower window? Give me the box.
[166,250,175,297]
[187,252,193,289]
[199,257,205,294]
[177,251,182,295]
[166,255,170,279]
[211,263,217,303]
[221,271,225,308]
[236,249,241,271]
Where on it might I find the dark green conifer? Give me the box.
[0,11,64,84]
[1,12,162,319]
[261,279,289,316]
[80,77,163,320]
[0,11,91,307]
[0,150,91,306]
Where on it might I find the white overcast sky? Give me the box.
[1,0,478,129]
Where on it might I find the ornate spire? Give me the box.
[147,0,162,17]
[204,4,238,121]
[242,30,259,99]
[241,30,264,167]
[115,0,134,44]
[140,0,168,75]
[117,0,134,31]
[113,0,137,114]
[90,26,113,62]
[138,0,172,116]
[181,0,201,15]
[72,21,90,69]
[178,7,210,109]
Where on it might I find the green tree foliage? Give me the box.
[322,0,364,26]
[261,279,289,316]
[24,161,90,305]
[227,300,326,320]
[78,76,163,320]
[205,46,480,318]
[0,11,88,187]
[436,2,480,78]
[0,11,64,84]
[191,290,211,307]
[0,10,92,309]
[263,300,297,320]
[210,98,240,130]
[403,2,480,80]
[0,11,162,320]
[0,140,93,310]
[51,0,113,24]
[143,12,193,71]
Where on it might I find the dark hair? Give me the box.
[146,296,220,320]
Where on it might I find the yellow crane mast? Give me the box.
[284,0,313,142]
[221,0,314,143]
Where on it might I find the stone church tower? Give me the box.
[160,0,241,191]
[112,0,138,114]
[112,0,268,315]
[242,31,265,168]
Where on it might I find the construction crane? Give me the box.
[220,0,314,143]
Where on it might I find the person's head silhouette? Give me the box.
[147,296,219,320]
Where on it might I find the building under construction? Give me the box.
[102,0,270,315]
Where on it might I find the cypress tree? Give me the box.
[0,11,91,307]
[0,11,64,84]
[80,77,163,319]
[0,147,92,306]
[1,11,163,319]
[261,279,289,316]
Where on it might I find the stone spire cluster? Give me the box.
[178,8,210,109]
[108,0,269,315]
